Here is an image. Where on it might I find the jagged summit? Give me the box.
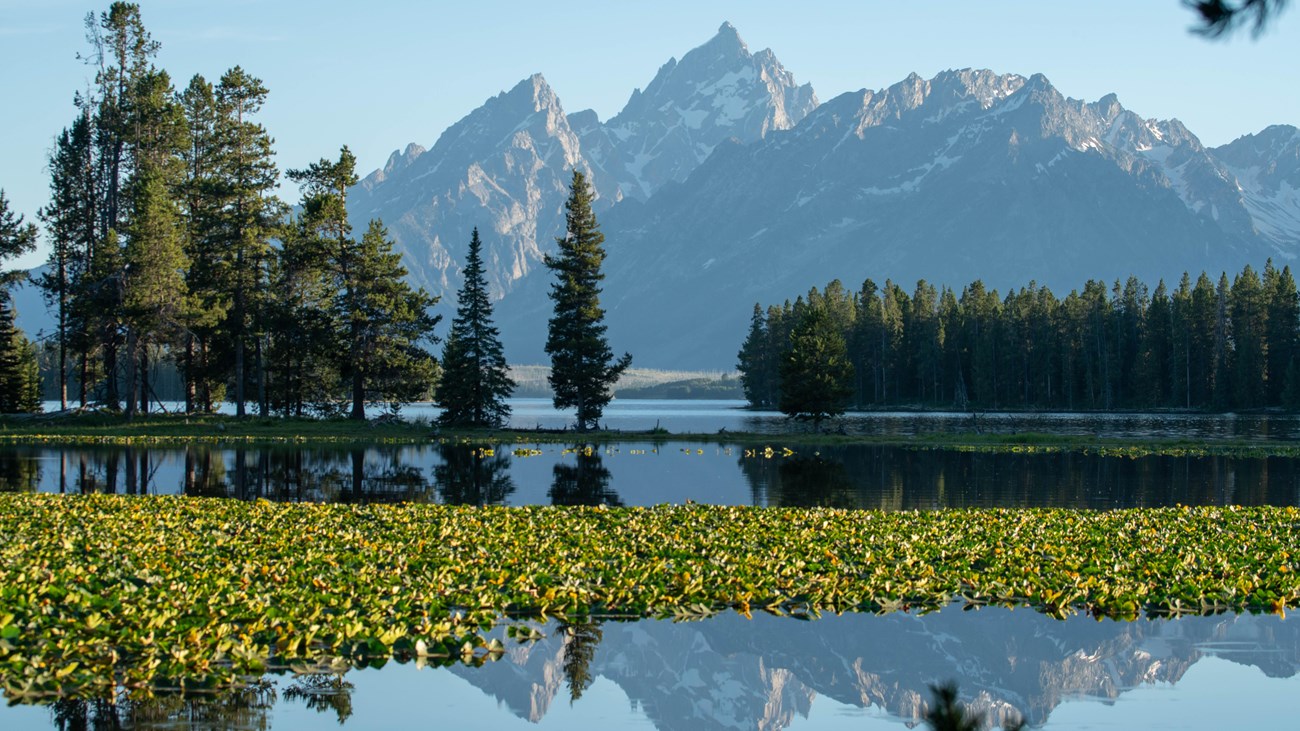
[591,22,817,199]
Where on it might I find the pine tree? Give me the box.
[0,296,40,414]
[737,303,773,407]
[778,305,854,427]
[177,73,227,413]
[336,218,439,419]
[265,215,338,415]
[436,228,514,427]
[0,192,40,414]
[38,116,98,410]
[212,66,282,417]
[76,2,161,410]
[0,190,37,282]
[1265,262,1299,406]
[544,170,631,432]
[1229,265,1268,408]
[120,68,188,418]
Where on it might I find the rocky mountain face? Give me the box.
[446,609,1299,731]
[348,22,1300,371]
[575,21,817,202]
[348,22,813,314]
[1213,124,1300,248]
[348,73,598,300]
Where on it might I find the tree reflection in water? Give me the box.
[739,445,1300,509]
[0,450,40,492]
[561,620,604,703]
[47,683,276,731]
[548,448,622,506]
[433,443,516,506]
[281,673,356,725]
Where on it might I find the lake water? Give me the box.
[46,397,1300,440]
[3,605,1297,730]
[6,441,1300,508]
[5,406,1300,728]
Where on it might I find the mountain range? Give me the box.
[15,23,1298,371]
[347,22,1300,371]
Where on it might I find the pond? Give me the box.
[4,441,1300,509]
[2,604,1296,730]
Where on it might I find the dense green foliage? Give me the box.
[0,191,41,414]
[437,228,514,427]
[545,171,631,431]
[2,494,1298,698]
[777,305,855,423]
[740,264,1300,412]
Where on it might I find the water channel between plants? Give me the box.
[4,405,1299,729]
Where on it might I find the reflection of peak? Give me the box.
[443,608,1300,730]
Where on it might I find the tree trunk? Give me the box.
[78,348,88,408]
[104,336,119,410]
[351,368,365,420]
[257,335,267,418]
[139,347,149,415]
[184,334,196,414]
[235,336,246,417]
[123,330,137,419]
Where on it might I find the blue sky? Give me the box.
[2,1,1297,268]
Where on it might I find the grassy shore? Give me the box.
[1,494,1297,699]
[2,411,1300,458]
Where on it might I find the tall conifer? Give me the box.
[437,228,514,427]
[544,171,630,432]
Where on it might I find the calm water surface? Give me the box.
[5,441,1299,508]
[47,397,1300,439]
[3,606,1297,730]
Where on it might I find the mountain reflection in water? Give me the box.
[10,606,1298,730]
[4,443,1300,508]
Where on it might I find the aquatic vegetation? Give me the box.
[1,495,1298,700]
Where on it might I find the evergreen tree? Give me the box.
[0,296,40,413]
[120,67,189,418]
[340,219,440,419]
[38,116,98,410]
[544,170,630,432]
[265,214,338,415]
[212,66,282,417]
[436,228,514,427]
[560,621,603,703]
[1265,262,1299,405]
[737,303,774,407]
[177,73,227,413]
[1230,265,1268,408]
[0,191,41,413]
[76,2,161,409]
[778,305,854,427]
[0,190,38,282]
